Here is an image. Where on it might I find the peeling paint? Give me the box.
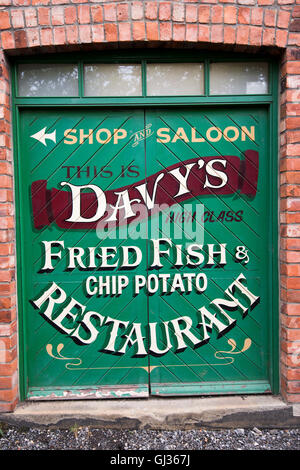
[28,386,149,400]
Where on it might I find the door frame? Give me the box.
[10,51,279,401]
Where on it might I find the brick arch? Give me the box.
[0,1,300,411]
[0,4,294,52]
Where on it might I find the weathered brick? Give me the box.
[117,3,128,22]
[131,1,144,21]
[224,6,237,24]
[32,0,50,4]
[145,2,157,21]
[186,23,197,42]
[287,117,300,129]
[283,303,300,315]
[66,25,78,44]
[118,22,131,42]
[104,3,116,22]
[104,23,117,42]
[146,21,159,41]
[40,27,52,46]
[211,24,223,43]
[264,9,277,27]
[236,24,249,43]
[276,29,288,47]
[91,5,103,23]
[0,374,16,390]
[0,385,18,403]
[278,10,291,29]
[0,11,10,30]
[133,21,146,41]
[79,24,91,43]
[198,5,210,23]
[10,9,24,29]
[239,0,256,5]
[251,7,263,25]
[186,5,198,23]
[64,6,76,25]
[173,23,185,42]
[78,5,90,24]
[25,8,38,27]
[14,29,27,48]
[159,2,171,21]
[53,26,65,45]
[38,7,50,26]
[224,25,236,43]
[249,25,262,45]
[292,6,300,18]
[211,5,223,23]
[1,31,15,49]
[0,358,17,377]
[262,27,275,45]
[287,132,300,144]
[238,7,250,24]
[92,24,104,43]
[288,34,300,47]
[290,19,300,32]
[51,6,64,26]
[173,4,184,22]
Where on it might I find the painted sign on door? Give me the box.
[18,107,272,399]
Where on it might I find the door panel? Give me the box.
[19,108,150,399]
[145,107,271,396]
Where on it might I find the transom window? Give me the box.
[17,60,269,98]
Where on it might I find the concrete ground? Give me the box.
[1,395,300,429]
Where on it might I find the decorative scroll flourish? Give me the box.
[46,343,149,371]
[214,338,252,364]
[46,343,82,369]
[46,338,252,372]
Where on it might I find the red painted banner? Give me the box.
[31,150,258,230]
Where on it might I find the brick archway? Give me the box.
[0,1,300,411]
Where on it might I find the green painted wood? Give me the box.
[16,105,274,399]
[145,107,272,395]
[18,108,150,397]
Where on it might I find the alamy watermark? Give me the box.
[96,202,204,244]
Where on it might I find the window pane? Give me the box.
[147,63,204,96]
[18,64,78,97]
[210,62,269,95]
[84,64,142,96]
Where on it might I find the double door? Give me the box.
[18,106,272,399]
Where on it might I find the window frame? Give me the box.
[12,51,275,106]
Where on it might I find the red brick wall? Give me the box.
[0,0,299,412]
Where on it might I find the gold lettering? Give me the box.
[64,129,77,145]
[191,127,205,143]
[96,129,112,144]
[241,126,255,142]
[172,127,189,143]
[113,128,127,144]
[206,127,222,142]
[224,126,239,142]
[157,128,170,143]
[80,129,93,145]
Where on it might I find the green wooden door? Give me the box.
[17,106,273,399]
